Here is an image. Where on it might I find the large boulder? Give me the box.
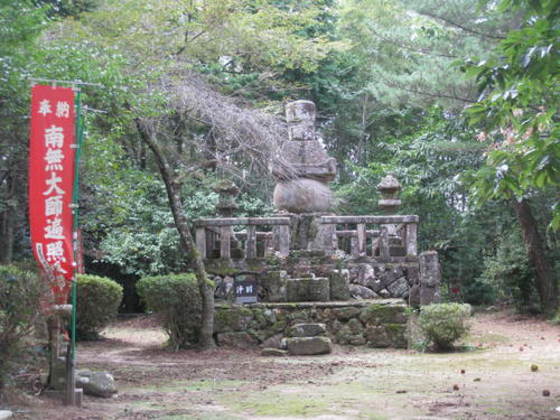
[286,336,333,355]
[76,370,117,398]
[286,323,327,337]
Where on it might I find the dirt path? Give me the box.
[12,311,560,419]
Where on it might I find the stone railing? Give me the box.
[195,214,418,261]
[319,215,418,259]
[194,217,291,259]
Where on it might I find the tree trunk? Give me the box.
[135,119,215,349]
[513,199,558,316]
[0,175,15,264]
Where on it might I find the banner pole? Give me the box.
[71,87,84,361]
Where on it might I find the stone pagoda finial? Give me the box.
[272,100,337,213]
[377,174,401,213]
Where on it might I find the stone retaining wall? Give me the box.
[214,299,408,349]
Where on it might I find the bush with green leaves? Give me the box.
[0,265,45,392]
[137,274,202,350]
[76,274,123,340]
[477,229,537,312]
[418,303,471,351]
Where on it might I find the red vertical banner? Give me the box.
[29,85,76,303]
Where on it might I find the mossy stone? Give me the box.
[360,304,407,325]
[214,306,254,333]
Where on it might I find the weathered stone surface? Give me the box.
[332,306,361,321]
[261,347,288,357]
[216,332,259,349]
[364,324,407,348]
[350,264,375,286]
[273,179,334,214]
[349,284,377,299]
[286,323,327,337]
[259,270,288,302]
[409,283,420,307]
[261,333,284,349]
[335,324,353,344]
[347,318,364,335]
[76,370,117,398]
[386,277,409,298]
[360,304,407,325]
[286,277,330,302]
[329,269,350,300]
[419,251,441,305]
[385,324,407,348]
[214,306,253,333]
[364,326,391,348]
[286,336,332,355]
[348,335,367,346]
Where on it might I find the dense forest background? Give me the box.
[1,0,559,316]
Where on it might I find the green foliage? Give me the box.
[0,265,45,391]
[418,303,471,351]
[76,274,123,340]
[465,0,560,228]
[477,229,538,312]
[137,273,202,350]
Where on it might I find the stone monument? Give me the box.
[272,100,336,213]
[271,100,337,251]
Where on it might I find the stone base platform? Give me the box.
[214,299,408,350]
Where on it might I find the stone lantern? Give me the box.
[377,174,401,214]
[213,180,239,218]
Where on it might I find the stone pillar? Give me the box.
[419,251,441,305]
[377,174,401,237]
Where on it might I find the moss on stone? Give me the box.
[360,304,407,325]
[384,323,407,348]
[214,306,254,333]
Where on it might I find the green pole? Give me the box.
[71,88,84,361]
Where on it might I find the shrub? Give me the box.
[418,303,471,351]
[76,274,123,340]
[137,274,201,350]
[0,265,45,392]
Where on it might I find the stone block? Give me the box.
[259,270,288,302]
[261,333,284,349]
[214,306,253,333]
[216,331,259,349]
[329,269,351,301]
[335,325,353,344]
[347,318,364,335]
[349,284,377,299]
[286,277,330,302]
[332,306,361,321]
[419,251,442,305]
[365,324,407,349]
[386,277,409,298]
[76,370,117,398]
[286,336,332,355]
[360,304,407,325]
[364,326,391,348]
[286,323,327,337]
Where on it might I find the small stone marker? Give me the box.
[234,276,258,304]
